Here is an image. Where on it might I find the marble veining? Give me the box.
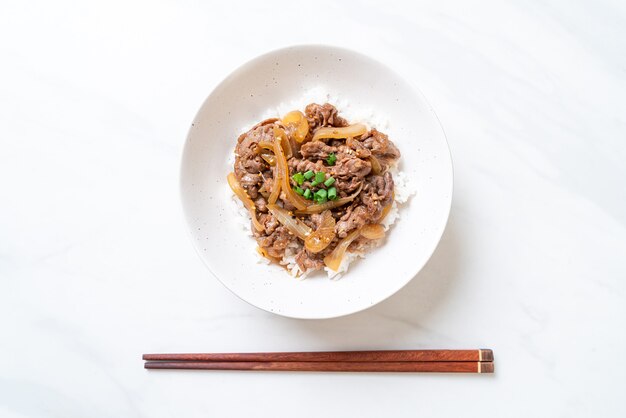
[1,0,625,417]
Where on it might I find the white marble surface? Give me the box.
[1,0,625,416]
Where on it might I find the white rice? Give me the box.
[230,93,416,279]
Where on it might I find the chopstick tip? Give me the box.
[479,362,494,374]
[479,349,493,362]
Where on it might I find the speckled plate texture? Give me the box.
[180,45,452,319]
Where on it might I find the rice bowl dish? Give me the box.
[227,97,415,279]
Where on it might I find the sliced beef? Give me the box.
[330,153,371,179]
[332,201,354,221]
[300,139,371,162]
[361,129,401,165]
[260,170,275,196]
[299,143,370,177]
[336,205,370,238]
[363,172,394,207]
[292,145,369,196]
[295,248,325,271]
[254,196,268,213]
[334,176,363,195]
[305,103,348,131]
[299,142,369,195]
[234,172,262,198]
[254,224,295,259]
[289,158,326,175]
[260,213,280,235]
[234,119,276,198]
[300,143,372,177]
[360,172,394,220]
[299,141,334,160]
[335,172,394,238]
[235,120,275,171]
[346,137,371,158]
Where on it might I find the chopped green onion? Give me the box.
[311,180,320,187]
[324,176,335,187]
[326,152,337,166]
[303,188,312,199]
[315,172,325,183]
[303,170,315,180]
[291,172,304,185]
[293,186,304,195]
[314,189,328,203]
[327,186,337,200]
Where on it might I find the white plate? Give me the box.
[180,45,452,319]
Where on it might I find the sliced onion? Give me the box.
[312,123,367,141]
[260,151,275,166]
[273,126,293,159]
[295,183,363,215]
[227,172,264,232]
[369,155,382,175]
[257,141,274,151]
[282,110,309,143]
[267,203,312,240]
[304,210,336,253]
[257,246,280,263]
[323,229,361,271]
[268,168,281,205]
[273,136,309,210]
[360,223,385,240]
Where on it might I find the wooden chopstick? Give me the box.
[143,349,493,363]
[144,360,494,373]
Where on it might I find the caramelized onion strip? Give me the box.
[312,124,367,141]
[304,210,336,253]
[227,172,264,232]
[323,229,361,271]
[282,110,309,143]
[268,168,281,205]
[369,155,382,175]
[260,152,276,166]
[273,136,309,210]
[360,223,385,240]
[274,126,293,159]
[267,204,312,240]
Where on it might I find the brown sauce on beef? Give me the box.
[233,103,400,274]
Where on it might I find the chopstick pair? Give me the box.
[143,349,494,373]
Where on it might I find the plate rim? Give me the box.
[179,44,454,319]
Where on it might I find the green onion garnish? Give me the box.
[311,179,320,187]
[303,170,315,180]
[303,188,312,199]
[292,172,305,185]
[293,186,304,195]
[326,152,337,166]
[314,189,328,203]
[324,176,335,187]
[315,172,325,183]
[327,186,337,200]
